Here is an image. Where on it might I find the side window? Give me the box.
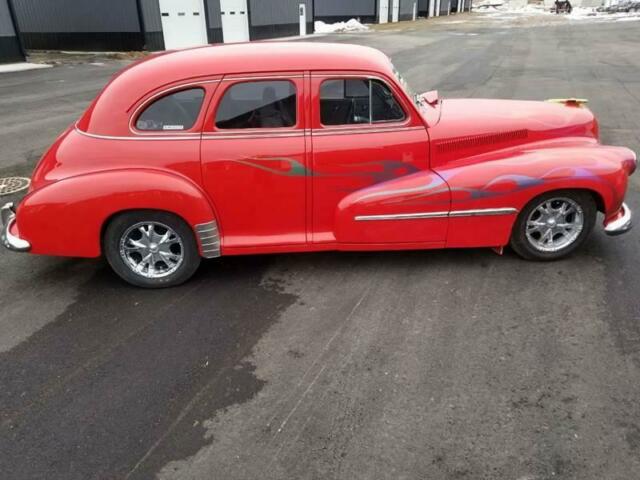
[215,80,297,129]
[320,78,405,126]
[136,88,205,131]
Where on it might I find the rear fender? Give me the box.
[17,169,217,257]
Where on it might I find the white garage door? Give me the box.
[159,0,208,50]
[220,0,250,43]
[379,0,389,23]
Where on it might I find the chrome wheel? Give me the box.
[525,197,584,252]
[119,222,184,278]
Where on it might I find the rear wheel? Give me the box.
[104,211,201,288]
[510,190,596,261]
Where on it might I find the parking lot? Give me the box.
[2,12,640,480]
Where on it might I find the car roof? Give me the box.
[81,42,395,136]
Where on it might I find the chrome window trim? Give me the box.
[312,125,423,137]
[355,207,518,222]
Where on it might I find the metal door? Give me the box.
[299,3,307,36]
[392,0,400,22]
[159,0,208,50]
[220,0,250,43]
[379,0,389,23]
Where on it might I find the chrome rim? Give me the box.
[119,222,184,278]
[525,197,584,252]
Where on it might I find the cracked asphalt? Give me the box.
[1,12,640,480]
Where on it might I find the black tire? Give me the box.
[104,210,201,288]
[510,190,597,261]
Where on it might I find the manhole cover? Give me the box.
[0,177,30,196]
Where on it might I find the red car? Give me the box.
[1,42,635,287]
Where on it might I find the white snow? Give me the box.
[314,19,370,34]
[0,62,52,74]
[475,2,640,23]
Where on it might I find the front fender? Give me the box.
[436,141,635,247]
[17,169,216,257]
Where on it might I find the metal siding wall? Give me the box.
[399,0,416,18]
[249,0,312,26]
[418,0,429,13]
[206,0,221,28]
[0,0,16,36]
[140,0,162,32]
[12,0,141,33]
[314,0,375,17]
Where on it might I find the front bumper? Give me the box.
[604,202,632,236]
[1,202,31,252]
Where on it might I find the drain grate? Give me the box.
[0,177,31,196]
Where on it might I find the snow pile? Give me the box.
[475,2,640,23]
[0,63,52,74]
[314,19,370,34]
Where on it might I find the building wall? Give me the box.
[0,0,24,63]
[418,0,431,16]
[249,0,313,40]
[439,0,451,14]
[399,0,418,20]
[12,0,144,51]
[139,0,164,50]
[314,0,376,23]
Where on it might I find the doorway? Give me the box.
[220,0,250,43]
[159,0,208,50]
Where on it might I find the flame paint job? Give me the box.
[11,43,636,260]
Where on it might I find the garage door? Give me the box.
[159,0,208,50]
[220,0,250,43]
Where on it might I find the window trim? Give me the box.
[316,74,409,130]
[129,80,218,136]
[212,78,300,132]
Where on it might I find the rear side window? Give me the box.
[320,79,405,126]
[136,88,205,131]
[216,80,297,129]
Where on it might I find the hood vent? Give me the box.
[436,129,528,153]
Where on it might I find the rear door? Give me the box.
[201,73,307,249]
[310,72,449,246]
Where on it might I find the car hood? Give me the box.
[427,98,599,167]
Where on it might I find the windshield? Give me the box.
[390,62,421,107]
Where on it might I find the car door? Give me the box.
[201,73,307,249]
[310,72,449,246]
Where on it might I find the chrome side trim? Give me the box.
[355,207,517,222]
[1,202,31,252]
[448,207,518,217]
[202,130,305,140]
[604,202,632,236]
[355,211,448,221]
[195,220,221,258]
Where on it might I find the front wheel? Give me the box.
[510,190,597,261]
[104,211,201,288]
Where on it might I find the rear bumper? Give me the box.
[1,202,31,252]
[604,202,632,236]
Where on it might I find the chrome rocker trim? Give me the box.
[604,202,632,236]
[355,207,517,222]
[1,202,31,252]
[195,220,221,258]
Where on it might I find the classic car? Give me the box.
[1,42,635,287]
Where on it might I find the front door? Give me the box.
[379,0,389,23]
[310,74,449,246]
[159,0,208,50]
[220,0,250,43]
[201,75,307,249]
[392,0,400,22]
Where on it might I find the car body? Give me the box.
[1,42,636,287]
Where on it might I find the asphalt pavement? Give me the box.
[1,13,640,480]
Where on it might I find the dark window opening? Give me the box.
[320,79,405,126]
[136,88,205,131]
[215,80,297,129]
